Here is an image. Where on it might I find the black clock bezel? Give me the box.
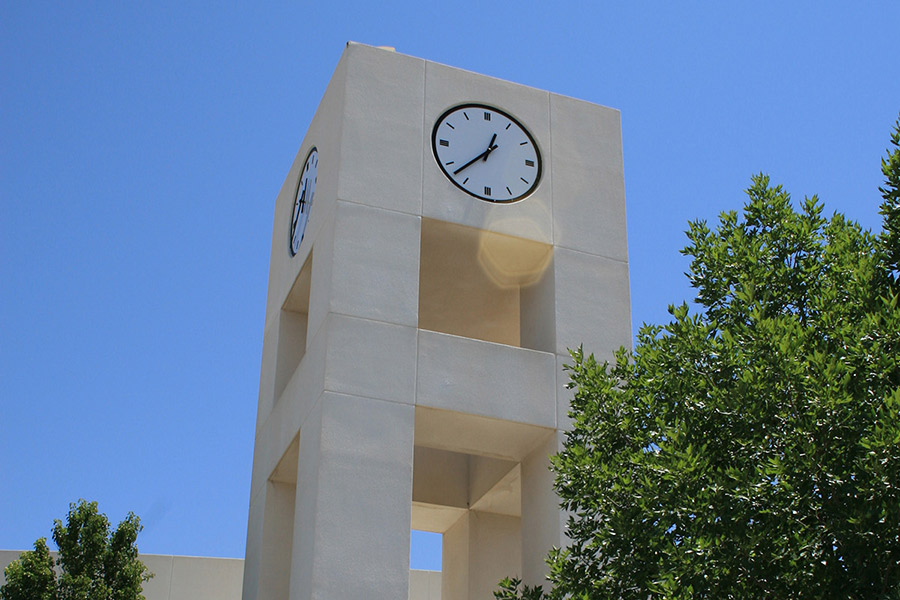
[431,103,542,204]
[289,146,318,257]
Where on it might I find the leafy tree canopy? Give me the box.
[498,115,900,599]
[2,500,152,600]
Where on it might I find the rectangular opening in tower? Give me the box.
[273,252,313,404]
[410,529,442,571]
[418,218,555,352]
[410,428,527,600]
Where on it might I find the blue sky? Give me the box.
[2,1,898,572]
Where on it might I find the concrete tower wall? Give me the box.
[244,42,631,600]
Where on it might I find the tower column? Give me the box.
[442,510,522,600]
[520,432,566,590]
[290,392,415,600]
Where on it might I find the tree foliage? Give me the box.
[498,115,900,599]
[1,500,152,600]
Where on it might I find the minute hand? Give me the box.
[453,149,491,175]
[453,134,499,175]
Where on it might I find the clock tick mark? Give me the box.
[505,123,511,130]
[519,141,528,146]
[525,159,535,167]
[483,111,491,121]
[445,161,455,165]
[447,123,455,129]
[506,186,512,195]
[484,186,491,196]
[439,139,449,147]
[462,177,469,184]
[520,177,529,184]
[463,112,469,120]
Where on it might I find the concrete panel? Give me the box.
[556,352,575,433]
[324,314,417,405]
[250,320,326,499]
[441,513,469,600]
[2,551,441,600]
[290,398,324,600]
[416,330,556,428]
[520,432,565,589]
[411,501,467,533]
[267,53,346,319]
[241,500,266,600]
[255,319,279,431]
[168,556,243,600]
[256,480,295,600]
[423,60,553,245]
[414,406,553,463]
[519,252,556,354]
[139,554,174,600]
[241,485,265,600]
[292,393,415,600]
[553,247,632,357]
[468,455,518,508]
[468,511,521,598]
[550,94,628,261]
[409,569,442,600]
[337,44,426,215]
[413,446,469,508]
[441,511,521,600]
[306,209,335,350]
[4,553,243,600]
[330,200,420,326]
[281,314,327,423]
[470,462,521,518]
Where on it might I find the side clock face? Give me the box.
[289,147,317,256]
[432,103,541,203]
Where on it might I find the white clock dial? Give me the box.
[289,147,317,256]
[432,104,541,203]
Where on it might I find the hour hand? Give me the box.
[293,189,305,223]
[482,133,498,161]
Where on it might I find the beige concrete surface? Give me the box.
[0,551,242,600]
[323,313,418,404]
[409,569,442,600]
[289,393,415,600]
[422,60,554,244]
[416,330,557,427]
[1,551,441,600]
[337,44,426,215]
[549,93,628,261]
[245,41,630,600]
[329,200,421,326]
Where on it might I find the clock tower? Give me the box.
[242,43,631,600]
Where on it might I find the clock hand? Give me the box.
[453,134,500,175]
[482,133,498,161]
[453,148,491,175]
[292,188,306,228]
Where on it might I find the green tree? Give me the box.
[2,500,152,600]
[498,115,900,599]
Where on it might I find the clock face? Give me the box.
[432,103,541,203]
[289,147,317,256]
